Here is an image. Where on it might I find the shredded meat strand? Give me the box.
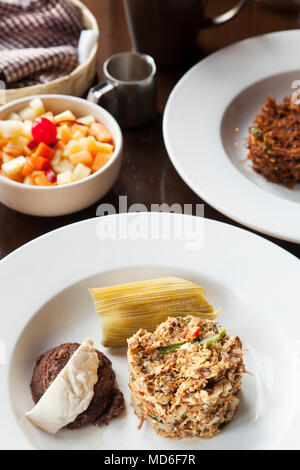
[247,95,300,188]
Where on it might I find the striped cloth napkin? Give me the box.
[0,0,84,88]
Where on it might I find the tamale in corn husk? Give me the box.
[89,277,216,347]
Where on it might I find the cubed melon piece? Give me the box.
[52,158,74,174]
[21,120,33,138]
[77,115,96,126]
[72,130,85,140]
[0,138,9,147]
[51,149,62,167]
[8,112,22,122]
[69,150,93,167]
[2,156,26,177]
[73,163,92,181]
[90,123,113,143]
[29,98,45,116]
[81,136,106,155]
[2,153,14,164]
[83,135,113,155]
[64,139,85,156]
[57,124,72,144]
[2,145,21,158]
[92,152,111,172]
[6,136,28,152]
[0,120,24,138]
[55,141,65,152]
[19,107,38,121]
[54,110,76,124]
[23,146,32,156]
[77,136,92,151]
[23,176,32,185]
[41,111,54,122]
[57,170,74,185]
[94,141,114,154]
[72,123,89,136]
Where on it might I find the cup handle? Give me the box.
[202,0,247,27]
[87,82,117,105]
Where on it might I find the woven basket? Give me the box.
[4,0,99,103]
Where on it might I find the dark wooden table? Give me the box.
[0,0,300,259]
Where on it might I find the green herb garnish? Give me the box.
[158,329,226,354]
[198,329,226,346]
[148,414,164,424]
[158,341,189,354]
[250,126,264,138]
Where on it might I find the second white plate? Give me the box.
[163,30,300,243]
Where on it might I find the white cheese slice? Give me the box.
[25,338,99,434]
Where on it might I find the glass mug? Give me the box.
[123,0,247,66]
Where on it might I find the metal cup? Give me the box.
[87,52,157,128]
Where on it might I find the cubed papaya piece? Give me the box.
[22,158,34,176]
[30,154,50,171]
[31,171,52,186]
[34,142,55,160]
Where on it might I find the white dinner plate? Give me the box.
[163,30,300,243]
[0,213,299,450]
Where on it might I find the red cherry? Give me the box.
[32,118,57,145]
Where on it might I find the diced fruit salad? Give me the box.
[0,98,114,186]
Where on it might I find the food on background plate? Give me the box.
[128,316,245,439]
[0,98,114,186]
[89,277,216,347]
[247,95,300,188]
[26,338,124,434]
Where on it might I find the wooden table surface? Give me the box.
[0,0,299,260]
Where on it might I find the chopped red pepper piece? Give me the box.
[191,327,200,338]
[185,327,200,341]
[27,139,38,150]
[45,168,57,183]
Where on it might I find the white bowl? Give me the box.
[0,95,123,217]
